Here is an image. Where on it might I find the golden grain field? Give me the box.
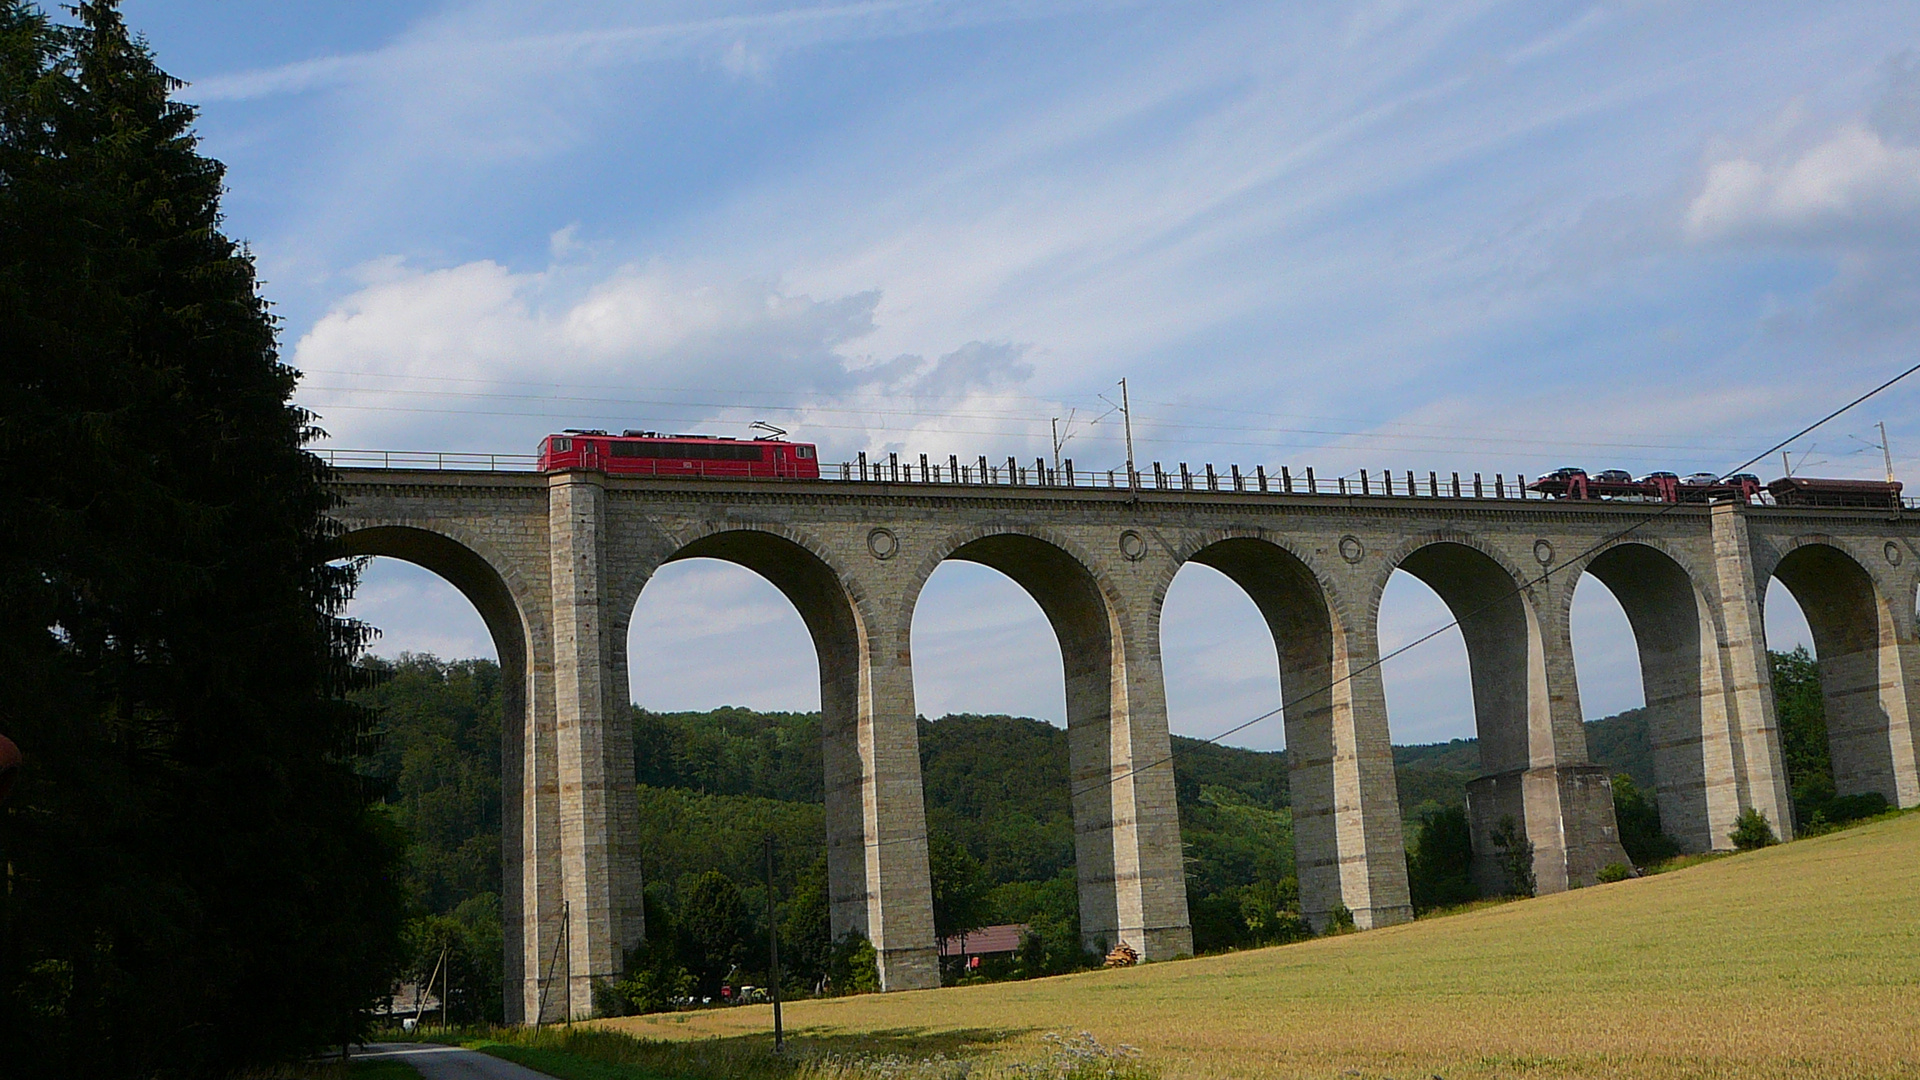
[600,812,1920,1080]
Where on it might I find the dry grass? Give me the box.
[599,813,1920,1080]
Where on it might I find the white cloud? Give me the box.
[1686,124,1920,244]
[292,253,1048,456]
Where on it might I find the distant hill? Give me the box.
[361,655,1665,970]
[1391,708,1655,816]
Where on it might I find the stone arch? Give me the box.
[625,525,898,955]
[1767,538,1916,806]
[331,523,542,1023]
[907,524,1187,957]
[335,524,535,675]
[1572,540,1736,852]
[1387,539,1552,777]
[1175,534,1384,926]
[1376,536,1620,894]
[899,523,1129,640]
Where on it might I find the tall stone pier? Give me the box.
[328,463,1920,1018]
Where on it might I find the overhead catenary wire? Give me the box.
[304,397,1798,463]
[298,370,1777,454]
[299,365,1764,448]
[302,387,1767,454]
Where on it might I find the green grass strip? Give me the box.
[468,1040,687,1080]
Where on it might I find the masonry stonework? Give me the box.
[328,469,1920,1018]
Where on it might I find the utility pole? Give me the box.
[1120,378,1137,496]
[765,834,784,1052]
[1880,421,1895,482]
[1051,417,1062,474]
[1782,450,1793,478]
[416,946,444,1029]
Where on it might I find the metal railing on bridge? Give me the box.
[319,448,541,471]
[839,452,1560,501]
[316,448,1920,509]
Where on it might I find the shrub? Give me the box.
[827,931,880,994]
[1826,791,1890,823]
[1490,816,1536,898]
[1596,862,1632,884]
[1324,904,1356,935]
[1730,808,1777,851]
[614,947,694,1014]
[591,979,631,1019]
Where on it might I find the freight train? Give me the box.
[1528,467,1902,508]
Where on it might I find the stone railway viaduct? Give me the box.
[327,464,1920,1023]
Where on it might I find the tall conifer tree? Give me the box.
[0,3,403,1074]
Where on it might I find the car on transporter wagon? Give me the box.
[537,428,822,479]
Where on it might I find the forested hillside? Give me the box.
[357,653,1689,1018]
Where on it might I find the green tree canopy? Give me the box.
[678,870,747,997]
[1772,646,1833,822]
[0,3,402,1073]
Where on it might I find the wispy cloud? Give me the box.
[189,0,1105,102]
[155,0,1920,740]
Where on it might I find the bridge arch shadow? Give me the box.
[332,523,538,1021]
[1768,540,1907,809]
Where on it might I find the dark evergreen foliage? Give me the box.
[1405,805,1475,913]
[0,4,402,1073]
[1610,773,1679,866]
[1772,646,1834,824]
[633,706,822,803]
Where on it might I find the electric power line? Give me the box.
[305,395,1797,464]
[816,356,1920,847]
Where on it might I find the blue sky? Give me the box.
[125,1,1920,748]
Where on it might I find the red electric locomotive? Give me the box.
[538,430,820,479]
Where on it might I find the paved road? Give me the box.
[356,1042,558,1079]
